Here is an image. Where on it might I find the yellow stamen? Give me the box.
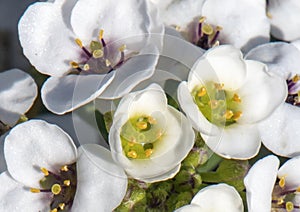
[216,26,223,31]
[99,29,104,40]
[209,100,219,109]
[296,186,300,192]
[105,59,111,67]
[83,64,90,71]
[232,93,242,103]
[279,176,286,188]
[119,44,126,52]
[145,149,153,158]
[136,121,148,130]
[199,16,206,23]
[233,111,242,121]
[40,167,49,176]
[266,11,272,19]
[75,38,83,48]
[61,165,68,172]
[175,25,181,31]
[64,180,71,186]
[277,198,284,205]
[70,61,79,69]
[30,188,40,193]
[51,184,62,195]
[286,201,294,212]
[214,83,224,90]
[59,203,65,210]
[202,24,213,35]
[197,87,207,97]
[292,74,300,83]
[50,208,58,212]
[93,49,103,58]
[127,150,137,159]
[224,110,234,119]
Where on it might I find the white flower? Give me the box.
[244,155,300,211]
[177,45,287,159]
[0,68,37,127]
[175,183,244,212]
[0,120,127,211]
[246,42,300,157]
[18,0,164,114]
[150,0,270,52]
[268,0,300,41]
[109,84,195,183]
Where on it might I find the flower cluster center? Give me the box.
[30,163,77,212]
[192,82,242,127]
[286,74,300,107]
[120,115,164,159]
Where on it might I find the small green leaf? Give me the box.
[103,111,114,132]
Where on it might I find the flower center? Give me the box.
[191,16,222,50]
[120,115,165,159]
[30,163,77,211]
[70,29,132,75]
[191,82,242,127]
[272,176,300,211]
[286,74,300,107]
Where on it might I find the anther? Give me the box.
[197,87,207,97]
[75,38,83,48]
[93,49,103,58]
[83,64,90,71]
[64,180,71,186]
[99,29,104,40]
[50,208,58,212]
[225,110,234,120]
[127,150,138,159]
[40,167,49,176]
[136,121,148,130]
[232,94,242,103]
[233,111,242,121]
[105,59,112,67]
[202,24,213,35]
[266,12,272,19]
[59,203,66,210]
[279,176,286,188]
[70,61,79,69]
[145,149,153,158]
[61,165,69,172]
[175,25,181,31]
[199,16,206,23]
[286,201,294,212]
[30,188,41,193]
[119,44,126,52]
[277,198,284,205]
[51,184,62,195]
[292,74,300,83]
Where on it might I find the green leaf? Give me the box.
[103,111,114,132]
[95,110,109,143]
[196,153,223,173]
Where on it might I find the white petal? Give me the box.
[174,204,202,212]
[278,156,300,189]
[188,45,247,91]
[291,39,300,51]
[244,155,279,212]
[177,82,220,135]
[259,104,300,157]
[41,72,114,114]
[245,42,300,78]
[98,45,159,99]
[139,164,181,183]
[202,123,261,159]
[18,1,81,76]
[237,60,287,124]
[269,0,300,41]
[4,120,77,188]
[202,0,270,52]
[0,69,37,126]
[0,172,50,211]
[190,184,243,212]
[72,144,127,211]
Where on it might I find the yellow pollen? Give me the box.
[214,83,224,90]
[145,149,153,158]
[296,187,300,192]
[83,64,90,71]
[40,167,49,176]
[51,184,62,195]
[119,44,126,52]
[224,110,234,120]
[216,26,223,31]
[105,59,111,67]
[127,150,137,159]
[136,121,148,130]
[93,49,103,58]
[292,74,300,83]
[59,203,66,210]
[232,94,242,103]
[202,24,213,35]
[277,198,284,205]
[50,208,58,212]
[175,25,181,31]
[266,11,272,19]
[70,61,79,69]
[64,180,71,186]
[30,188,40,193]
[148,116,156,125]
[209,100,219,109]
[199,16,206,23]
[279,176,286,188]
[99,29,104,40]
[75,38,83,48]
[61,165,69,172]
[197,87,207,97]
[233,111,242,121]
[286,201,294,211]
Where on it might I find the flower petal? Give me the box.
[278,156,300,189]
[245,42,300,78]
[190,184,243,212]
[41,72,114,114]
[0,171,50,211]
[202,0,269,52]
[4,120,77,188]
[0,69,37,126]
[268,0,300,41]
[202,123,261,159]
[237,60,287,124]
[259,104,300,157]
[72,144,127,211]
[174,204,202,212]
[18,1,81,76]
[244,155,279,212]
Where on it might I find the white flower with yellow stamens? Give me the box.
[18,0,164,114]
[178,45,287,159]
[150,0,270,52]
[175,183,243,212]
[109,84,195,183]
[0,120,127,211]
[244,155,300,211]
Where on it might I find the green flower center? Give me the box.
[120,115,165,159]
[191,82,242,127]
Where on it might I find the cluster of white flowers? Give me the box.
[1,0,300,211]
